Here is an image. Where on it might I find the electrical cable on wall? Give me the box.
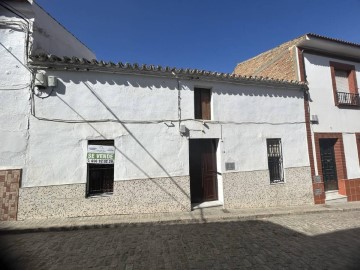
[28,79,306,126]
[0,84,30,90]
[171,71,182,127]
[0,1,31,60]
[37,88,54,99]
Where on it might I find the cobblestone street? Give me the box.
[1,211,360,270]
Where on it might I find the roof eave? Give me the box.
[297,34,360,60]
[29,55,308,90]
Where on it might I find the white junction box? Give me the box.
[47,76,58,87]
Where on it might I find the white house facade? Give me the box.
[17,55,313,219]
[1,0,314,221]
[299,37,360,204]
[234,33,360,204]
[0,0,94,220]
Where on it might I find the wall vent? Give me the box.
[225,162,235,171]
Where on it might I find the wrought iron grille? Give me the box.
[336,92,360,106]
[87,164,114,196]
[267,139,284,183]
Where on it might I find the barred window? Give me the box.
[267,139,284,183]
[87,140,114,196]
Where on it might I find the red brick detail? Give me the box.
[314,133,347,191]
[298,49,316,178]
[0,169,21,221]
[298,48,320,204]
[339,178,360,201]
[313,182,325,204]
[338,179,347,196]
[329,61,358,106]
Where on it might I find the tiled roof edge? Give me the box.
[29,54,307,88]
[235,33,360,70]
[306,33,360,48]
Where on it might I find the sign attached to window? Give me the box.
[87,145,115,164]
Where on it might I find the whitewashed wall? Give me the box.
[343,133,360,179]
[304,53,360,133]
[304,53,360,179]
[31,3,95,59]
[0,0,95,169]
[25,69,310,187]
[0,14,31,169]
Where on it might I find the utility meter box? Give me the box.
[35,73,47,88]
[48,76,58,87]
[179,124,186,134]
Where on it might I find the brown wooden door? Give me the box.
[189,139,218,203]
[319,139,338,191]
[201,141,218,201]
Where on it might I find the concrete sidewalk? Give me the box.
[1,201,360,233]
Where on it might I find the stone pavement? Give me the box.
[0,210,360,269]
[1,201,360,233]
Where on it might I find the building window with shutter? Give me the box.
[194,88,211,120]
[330,61,359,106]
[267,139,284,183]
[87,140,115,196]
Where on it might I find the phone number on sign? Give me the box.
[87,159,114,164]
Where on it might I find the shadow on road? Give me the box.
[0,219,359,270]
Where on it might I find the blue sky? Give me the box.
[36,0,360,73]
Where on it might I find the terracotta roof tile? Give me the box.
[307,33,360,48]
[29,54,307,88]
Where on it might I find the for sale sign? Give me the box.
[87,145,115,164]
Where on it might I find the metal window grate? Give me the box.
[87,164,114,196]
[87,140,114,196]
[267,139,284,183]
[336,92,360,106]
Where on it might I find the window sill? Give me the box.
[86,192,113,198]
[336,103,360,109]
[270,181,285,185]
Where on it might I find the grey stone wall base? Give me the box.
[223,167,313,208]
[17,167,313,220]
[18,176,191,220]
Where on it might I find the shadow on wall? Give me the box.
[47,83,191,210]
[59,71,179,91]
[0,219,359,269]
[55,71,303,99]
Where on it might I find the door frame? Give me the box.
[314,133,347,190]
[319,138,338,191]
[188,138,223,206]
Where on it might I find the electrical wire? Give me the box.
[36,88,55,99]
[29,79,306,126]
[0,84,30,90]
[0,1,31,60]
[31,113,305,126]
